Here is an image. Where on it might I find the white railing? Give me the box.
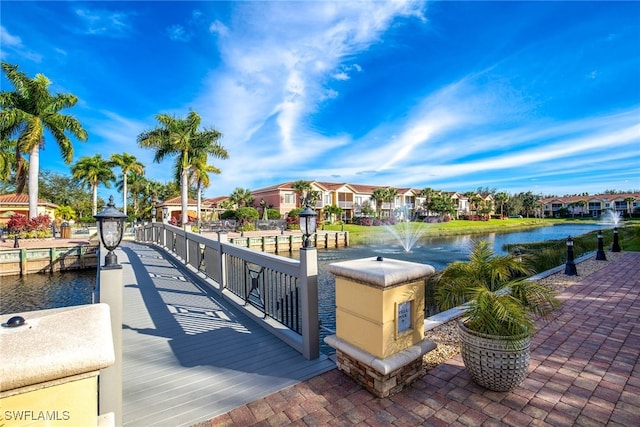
[135,222,320,360]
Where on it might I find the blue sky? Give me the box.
[2,1,639,202]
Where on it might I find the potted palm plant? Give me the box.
[433,240,560,391]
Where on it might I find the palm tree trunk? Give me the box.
[181,168,189,225]
[123,177,128,216]
[28,144,40,219]
[92,184,98,215]
[196,184,202,223]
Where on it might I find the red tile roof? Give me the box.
[0,193,57,207]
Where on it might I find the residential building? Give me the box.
[249,181,493,221]
[0,193,58,226]
[540,193,640,218]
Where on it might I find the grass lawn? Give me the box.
[322,217,640,249]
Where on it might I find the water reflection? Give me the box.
[0,270,95,315]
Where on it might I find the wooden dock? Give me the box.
[120,241,335,426]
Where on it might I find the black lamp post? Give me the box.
[611,227,621,252]
[299,205,317,248]
[94,196,127,268]
[564,236,578,276]
[596,230,607,261]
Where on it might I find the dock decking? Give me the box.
[120,241,335,426]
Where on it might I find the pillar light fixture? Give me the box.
[299,205,317,248]
[612,227,621,252]
[94,195,127,268]
[596,230,607,261]
[564,235,578,276]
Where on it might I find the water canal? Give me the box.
[1,222,610,323]
[0,269,95,314]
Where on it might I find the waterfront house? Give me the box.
[0,193,57,226]
[540,193,640,218]
[250,181,493,221]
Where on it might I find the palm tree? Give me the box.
[110,153,144,216]
[0,135,16,183]
[138,111,224,225]
[182,135,228,223]
[189,156,221,223]
[71,154,115,215]
[420,187,436,217]
[371,188,387,219]
[624,196,636,218]
[494,192,509,218]
[385,187,398,213]
[229,187,254,208]
[54,205,76,221]
[434,240,559,337]
[292,180,312,207]
[0,62,88,218]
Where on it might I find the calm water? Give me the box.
[0,270,95,315]
[1,223,607,328]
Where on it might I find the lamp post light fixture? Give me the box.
[299,205,317,248]
[596,230,607,261]
[94,195,127,269]
[611,227,621,252]
[564,236,578,276]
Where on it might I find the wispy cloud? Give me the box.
[74,8,132,37]
[0,25,42,62]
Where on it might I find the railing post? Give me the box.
[299,246,319,360]
[95,245,123,426]
[217,231,228,295]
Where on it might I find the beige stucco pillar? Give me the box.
[324,256,436,397]
[0,304,115,426]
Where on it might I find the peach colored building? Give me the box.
[0,193,57,226]
[250,181,492,221]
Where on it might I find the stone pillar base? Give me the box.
[325,335,436,398]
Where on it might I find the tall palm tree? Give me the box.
[371,188,387,219]
[420,187,436,216]
[188,156,221,223]
[71,154,115,215]
[494,192,509,218]
[624,196,636,218]
[385,187,398,212]
[0,62,88,218]
[182,135,228,223]
[137,111,224,225]
[110,153,144,216]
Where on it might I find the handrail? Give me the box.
[135,222,319,360]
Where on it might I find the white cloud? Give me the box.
[167,24,190,42]
[74,8,131,37]
[0,25,42,62]
[188,1,428,194]
[0,26,22,47]
[209,20,229,37]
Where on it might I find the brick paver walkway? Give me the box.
[203,252,640,426]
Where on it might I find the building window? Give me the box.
[284,193,295,204]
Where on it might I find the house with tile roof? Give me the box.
[539,193,640,218]
[0,193,58,226]
[249,181,492,222]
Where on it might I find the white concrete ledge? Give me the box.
[0,303,115,393]
[326,257,435,288]
[324,334,436,375]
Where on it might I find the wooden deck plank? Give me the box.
[120,242,335,426]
